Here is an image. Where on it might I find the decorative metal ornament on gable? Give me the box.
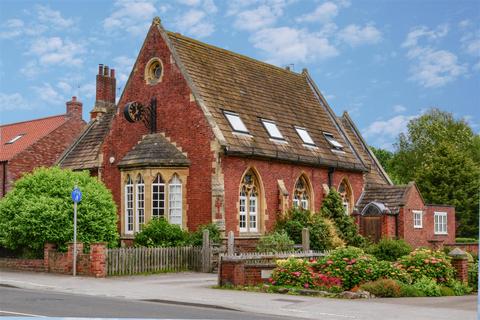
[123,98,157,133]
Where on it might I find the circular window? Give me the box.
[145,57,163,85]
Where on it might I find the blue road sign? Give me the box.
[71,187,82,203]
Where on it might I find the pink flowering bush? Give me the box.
[396,248,455,284]
[270,257,342,291]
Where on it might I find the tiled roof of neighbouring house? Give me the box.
[58,107,116,170]
[118,133,190,168]
[165,30,367,172]
[0,115,68,161]
[338,112,393,186]
[356,184,412,214]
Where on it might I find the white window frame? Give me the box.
[262,119,285,141]
[152,176,165,219]
[413,210,423,229]
[6,134,24,144]
[135,177,145,232]
[295,127,315,146]
[125,178,134,235]
[323,132,343,150]
[168,175,183,227]
[434,212,448,235]
[239,189,247,232]
[224,111,249,134]
[248,193,258,232]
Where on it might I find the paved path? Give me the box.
[0,270,476,320]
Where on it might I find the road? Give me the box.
[0,286,296,319]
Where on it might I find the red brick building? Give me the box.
[0,98,86,197]
[59,17,455,248]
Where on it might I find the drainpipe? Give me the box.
[394,212,399,239]
[328,167,335,188]
[1,161,6,197]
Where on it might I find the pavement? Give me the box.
[0,270,477,320]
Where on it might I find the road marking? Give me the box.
[0,310,47,317]
[0,279,53,288]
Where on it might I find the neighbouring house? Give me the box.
[0,97,86,198]
[58,17,455,249]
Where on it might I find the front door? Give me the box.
[362,216,382,243]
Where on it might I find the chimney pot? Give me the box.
[110,69,115,78]
[72,96,77,102]
[98,64,103,75]
[66,97,82,119]
[104,65,109,76]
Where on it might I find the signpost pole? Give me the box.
[73,200,77,277]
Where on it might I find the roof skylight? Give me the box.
[262,119,284,140]
[5,134,24,145]
[224,111,249,134]
[295,127,315,146]
[323,132,343,150]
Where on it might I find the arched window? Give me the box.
[293,175,311,210]
[152,174,165,219]
[136,174,145,231]
[338,179,353,215]
[168,174,182,227]
[125,175,134,234]
[239,170,260,233]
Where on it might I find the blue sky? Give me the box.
[0,0,478,150]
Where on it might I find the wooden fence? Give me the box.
[106,246,207,276]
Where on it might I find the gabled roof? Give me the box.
[338,112,393,186]
[0,115,68,161]
[118,133,190,168]
[356,183,416,214]
[58,107,115,170]
[164,29,366,171]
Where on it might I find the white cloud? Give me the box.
[28,37,85,67]
[393,104,406,113]
[175,9,214,38]
[20,61,42,79]
[32,83,64,102]
[403,25,466,88]
[296,2,339,23]
[459,19,471,29]
[234,5,281,31]
[0,19,24,39]
[57,81,72,92]
[0,92,31,111]
[250,27,338,65]
[36,5,74,28]
[113,55,136,85]
[338,24,382,47]
[104,0,158,36]
[363,115,417,139]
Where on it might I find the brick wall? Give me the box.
[219,260,275,286]
[4,117,85,194]
[0,258,45,272]
[101,23,215,234]
[445,243,479,255]
[221,156,364,237]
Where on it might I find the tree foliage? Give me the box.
[371,109,480,237]
[0,167,118,255]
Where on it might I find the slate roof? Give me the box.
[356,184,412,214]
[166,30,367,172]
[118,133,190,168]
[58,107,115,170]
[338,112,392,186]
[1,115,68,161]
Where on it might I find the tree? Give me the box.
[390,109,480,237]
[369,146,400,183]
[320,189,365,247]
[0,167,118,256]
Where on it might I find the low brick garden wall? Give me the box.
[445,243,478,255]
[0,242,106,277]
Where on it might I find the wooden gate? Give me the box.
[362,216,382,243]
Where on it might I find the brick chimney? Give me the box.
[66,96,82,119]
[90,64,116,120]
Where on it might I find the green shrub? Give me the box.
[412,276,441,297]
[320,189,365,247]
[447,280,472,295]
[398,283,424,297]
[256,231,294,253]
[275,208,343,251]
[439,286,455,296]
[455,237,478,243]
[0,167,118,256]
[468,262,478,291]
[312,247,380,290]
[366,238,412,262]
[134,218,189,247]
[396,248,455,284]
[377,260,412,284]
[189,223,221,246]
[360,279,401,297]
